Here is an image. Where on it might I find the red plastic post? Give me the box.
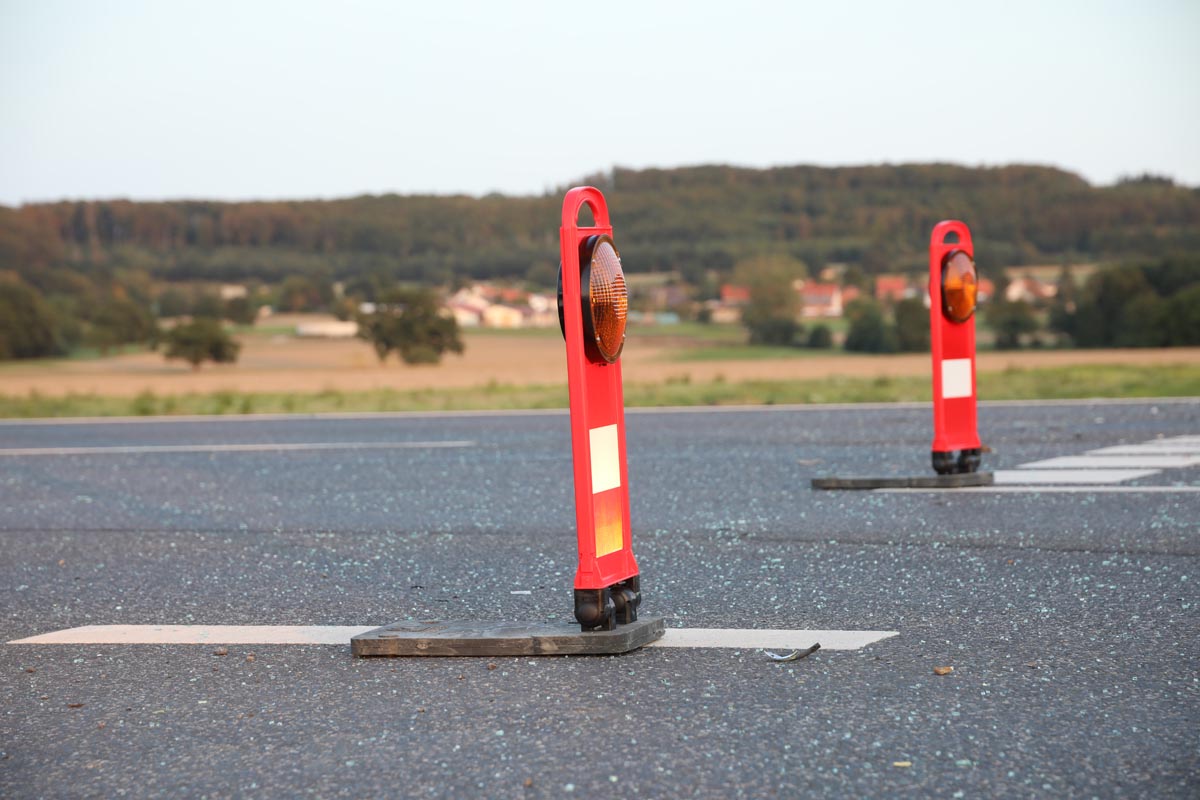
[559,187,640,630]
[928,220,982,474]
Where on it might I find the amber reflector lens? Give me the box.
[941,250,977,323]
[584,237,628,363]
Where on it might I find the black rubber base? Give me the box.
[351,616,665,657]
[811,472,994,490]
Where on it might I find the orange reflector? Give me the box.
[581,235,628,363]
[940,250,977,323]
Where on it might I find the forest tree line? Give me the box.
[1,163,1198,359]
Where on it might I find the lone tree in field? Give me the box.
[733,255,807,346]
[357,288,464,365]
[163,318,241,369]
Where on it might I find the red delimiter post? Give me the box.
[929,220,982,475]
[559,187,640,631]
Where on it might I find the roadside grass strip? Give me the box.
[0,441,474,457]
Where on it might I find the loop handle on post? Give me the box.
[931,220,973,253]
[562,186,612,231]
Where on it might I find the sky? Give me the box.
[1,0,1197,205]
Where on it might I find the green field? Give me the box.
[1,362,1196,419]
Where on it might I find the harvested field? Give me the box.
[1,320,1196,399]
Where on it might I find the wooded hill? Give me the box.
[3,163,1198,294]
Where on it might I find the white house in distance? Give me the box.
[795,280,844,318]
[448,285,557,329]
[295,319,359,338]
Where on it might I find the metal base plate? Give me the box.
[351,616,665,657]
[811,472,994,490]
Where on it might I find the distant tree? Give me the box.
[223,296,258,326]
[156,288,190,317]
[524,261,558,292]
[163,318,241,369]
[191,293,224,319]
[86,297,157,353]
[1161,284,1200,345]
[1059,262,1200,348]
[842,265,868,291]
[277,275,331,312]
[733,255,806,346]
[0,279,65,359]
[1048,264,1078,343]
[806,324,833,349]
[987,298,1039,349]
[893,297,930,352]
[356,288,464,365]
[1112,293,1168,347]
[843,298,897,353]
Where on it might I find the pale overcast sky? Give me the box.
[1,0,1197,205]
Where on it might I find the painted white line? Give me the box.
[8,625,376,645]
[649,628,897,651]
[880,485,1200,494]
[8,625,898,651]
[994,468,1160,485]
[0,441,474,457]
[1091,444,1200,455]
[1019,455,1199,469]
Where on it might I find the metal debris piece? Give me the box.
[765,643,821,662]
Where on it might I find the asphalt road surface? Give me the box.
[2,399,1197,798]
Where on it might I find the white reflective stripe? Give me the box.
[941,358,973,399]
[994,468,1160,485]
[588,424,621,494]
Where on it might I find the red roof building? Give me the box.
[720,284,751,305]
[799,282,843,318]
[875,275,909,303]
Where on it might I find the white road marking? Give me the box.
[8,625,897,651]
[880,485,1200,494]
[1019,455,1199,469]
[1091,444,1200,455]
[994,468,1160,485]
[8,625,375,645]
[0,441,474,457]
[649,628,896,650]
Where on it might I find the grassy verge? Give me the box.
[0,363,1196,419]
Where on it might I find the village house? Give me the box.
[1005,276,1058,304]
[874,275,912,303]
[448,284,557,329]
[797,281,843,318]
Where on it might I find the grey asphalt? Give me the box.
[1,400,1197,798]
